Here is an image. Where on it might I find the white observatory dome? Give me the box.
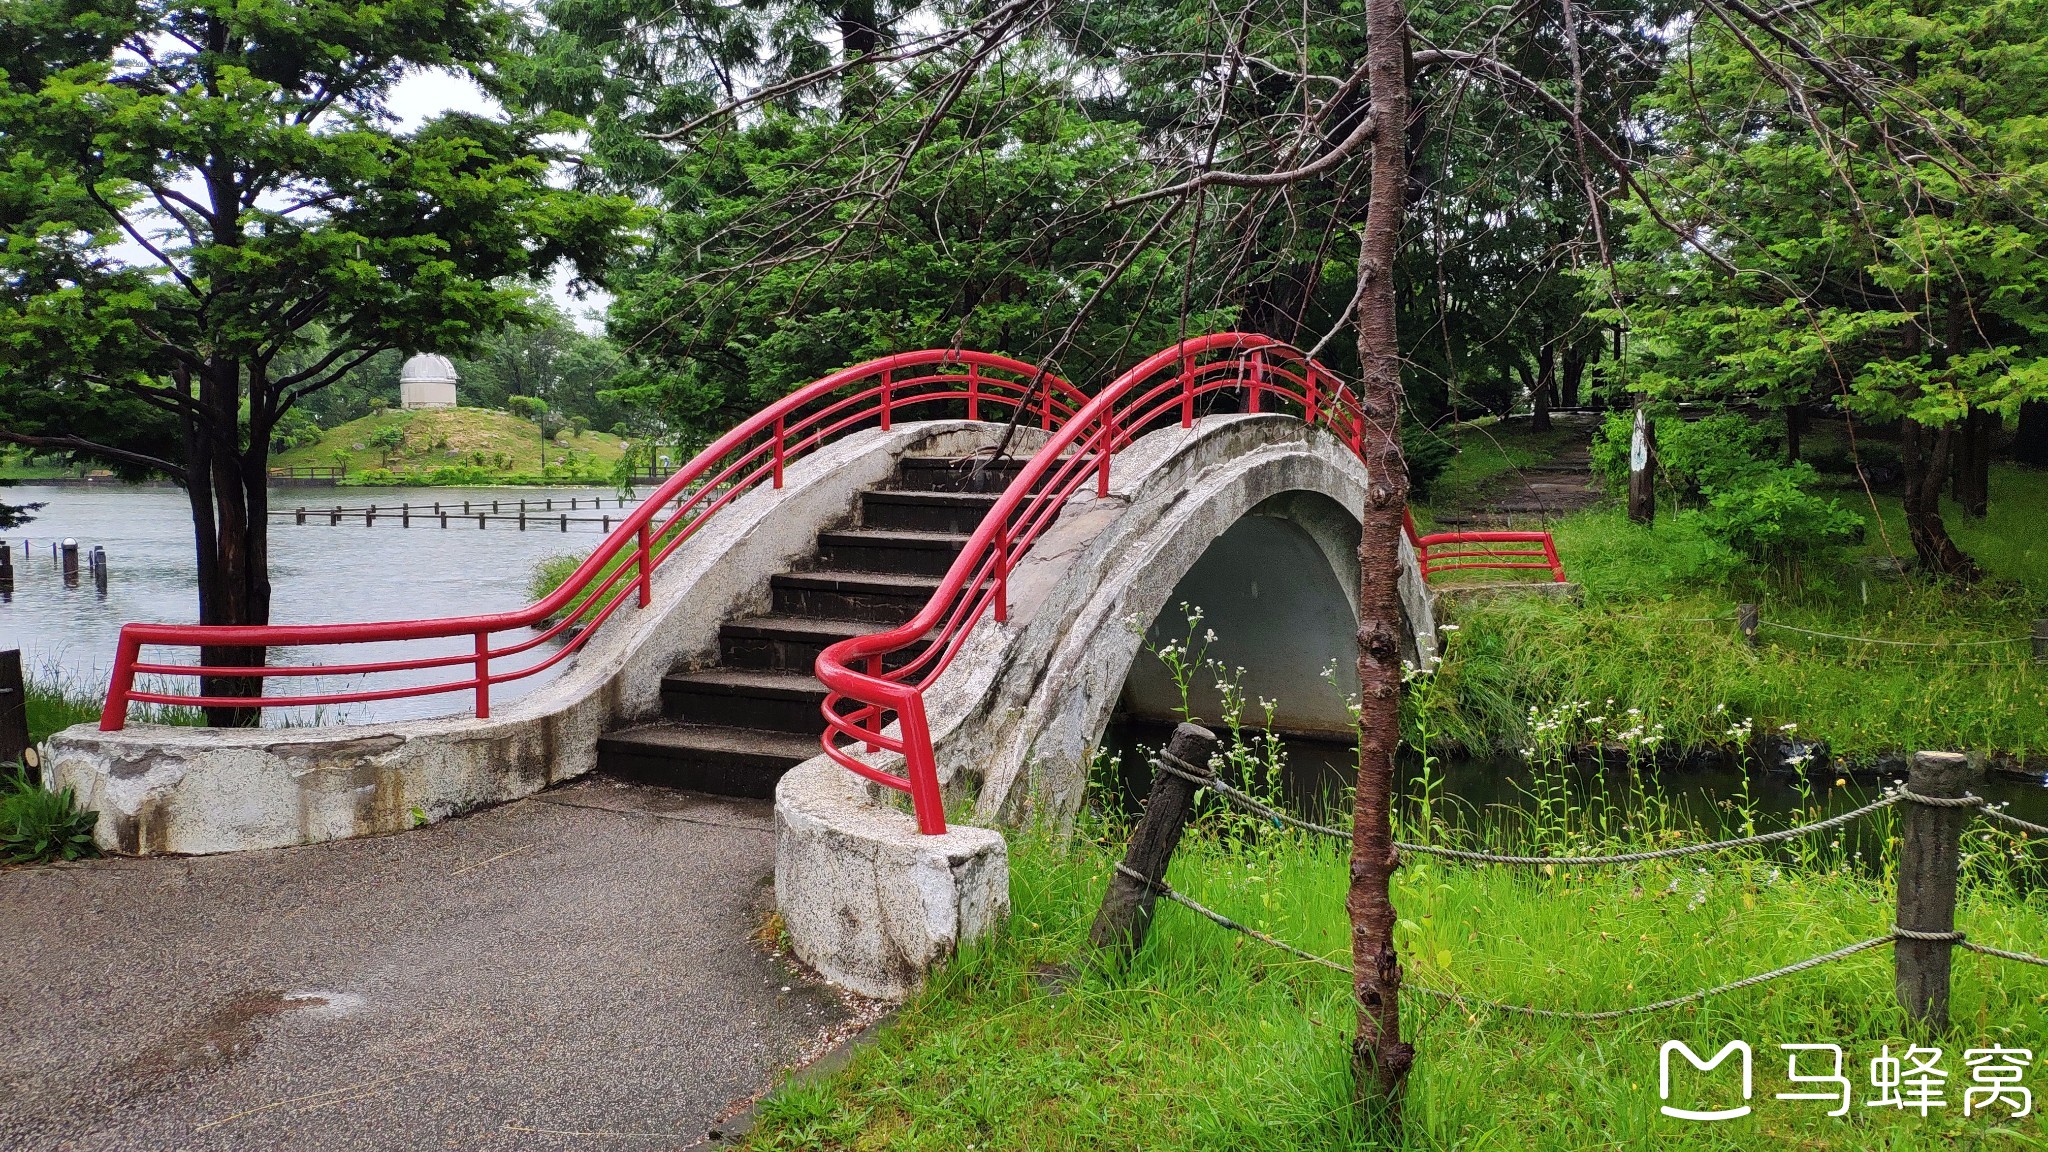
[399,354,458,409]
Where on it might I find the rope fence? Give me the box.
[1091,729,2048,1031]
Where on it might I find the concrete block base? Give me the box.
[774,759,1008,1001]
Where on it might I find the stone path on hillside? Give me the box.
[1432,419,1606,529]
[0,777,875,1152]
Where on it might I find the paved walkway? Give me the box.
[0,778,867,1152]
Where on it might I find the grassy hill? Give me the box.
[272,406,629,486]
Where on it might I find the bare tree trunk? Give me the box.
[1784,402,1803,462]
[1349,0,1415,1120]
[1532,338,1555,433]
[1899,418,1980,580]
[1949,408,1991,517]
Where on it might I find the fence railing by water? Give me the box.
[98,349,1090,737]
[1094,724,2048,1031]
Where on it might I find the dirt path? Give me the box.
[1433,419,1605,529]
[0,777,873,1152]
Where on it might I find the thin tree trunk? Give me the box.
[1949,408,1990,517]
[1563,343,1588,409]
[1349,0,1415,1120]
[1899,418,1980,580]
[1784,402,1803,462]
[1531,339,1554,432]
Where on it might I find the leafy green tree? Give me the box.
[0,0,636,718]
[596,67,1229,440]
[1601,0,2048,577]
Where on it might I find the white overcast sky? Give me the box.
[388,67,615,334]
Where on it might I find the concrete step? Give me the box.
[595,722,816,797]
[661,668,828,734]
[896,455,1027,493]
[860,489,1000,533]
[815,528,970,576]
[769,569,941,623]
[718,614,926,672]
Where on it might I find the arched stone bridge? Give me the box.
[49,336,1462,998]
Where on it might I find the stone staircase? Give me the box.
[1431,445,1604,529]
[596,453,1024,798]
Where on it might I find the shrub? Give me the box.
[1403,420,1457,502]
[0,767,98,864]
[1592,408,1860,567]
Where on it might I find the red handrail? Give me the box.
[98,351,1087,731]
[1402,508,1566,583]
[815,333,1370,834]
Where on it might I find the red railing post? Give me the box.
[897,691,947,835]
[967,364,981,422]
[1248,350,1264,413]
[1096,417,1114,497]
[98,631,143,731]
[637,521,653,607]
[1181,350,1194,428]
[880,368,893,431]
[772,415,785,489]
[994,526,1009,623]
[1544,535,1566,583]
[473,631,491,719]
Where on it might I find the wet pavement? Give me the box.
[0,778,869,1151]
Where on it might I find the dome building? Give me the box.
[399,354,459,409]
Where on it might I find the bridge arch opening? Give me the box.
[1116,492,1367,740]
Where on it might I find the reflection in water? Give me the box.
[1,483,648,724]
[1102,716,2048,857]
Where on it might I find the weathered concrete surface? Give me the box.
[0,778,874,1152]
[908,414,1433,828]
[46,422,1040,856]
[773,759,1008,1001]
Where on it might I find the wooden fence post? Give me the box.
[0,649,29,766]
[1738,603,1759,648]
[1627,405,1656,525]
[1087,723,1220,967]
[1896,750,1975,1031]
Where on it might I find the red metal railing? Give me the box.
[98,351,1087,731]
[1402,508,1566,583]
[815,333,1373,834]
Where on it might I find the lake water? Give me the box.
[1,483,639,725]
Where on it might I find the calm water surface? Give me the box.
[1,483,640,724]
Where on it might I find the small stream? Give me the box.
[1102,717,2048,855]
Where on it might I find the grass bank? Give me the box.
[1413,418,2047,763]
[271,406,626,485]
[748,776,2048,1150]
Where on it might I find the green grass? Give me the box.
[1409,416,2048,762]
[1410,421,1588,528]
[747,790,2048,1150]
[27,669,102,744]
[271,406,626,485]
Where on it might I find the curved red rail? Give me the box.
[815,333,1378,834]
[98,350,1086,730]
[1402,509,1566,583]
